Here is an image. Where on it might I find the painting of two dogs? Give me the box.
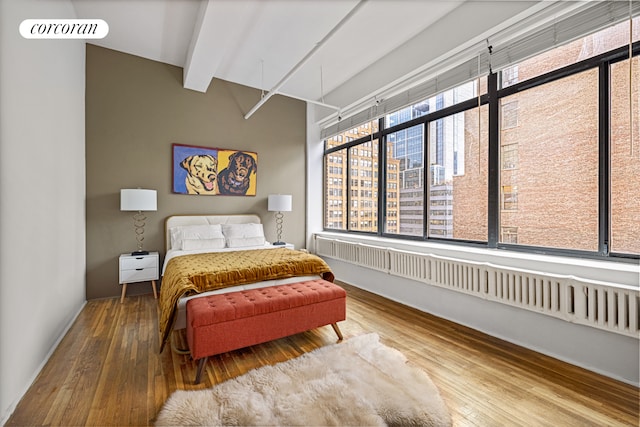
[173,144,257,196]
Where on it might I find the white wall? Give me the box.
[306,104,324,250]
[0,0,87,423]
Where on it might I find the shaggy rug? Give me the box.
[155,333,451,426]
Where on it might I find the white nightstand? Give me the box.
[271,243,295,250]
[119,251,159,303]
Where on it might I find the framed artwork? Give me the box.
[172,143,258,196]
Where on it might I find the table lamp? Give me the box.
[268,194,292,245]
[120,188,157,255]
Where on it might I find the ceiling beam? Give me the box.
[183,0,252,92]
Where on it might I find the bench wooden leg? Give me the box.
[331,323,343,341]
[195,357,208,384]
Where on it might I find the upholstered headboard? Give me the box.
[164,214,262,251]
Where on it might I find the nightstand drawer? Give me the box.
[120,267,158,284]
[121,255,157,270]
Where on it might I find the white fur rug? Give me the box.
[155,333,451,426]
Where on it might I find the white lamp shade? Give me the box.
[120,189,157,211]
[268,194,292,212]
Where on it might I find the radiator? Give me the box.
[315,236,640,339]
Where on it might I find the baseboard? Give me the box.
[329,260,640,387]
[0,300,87,425]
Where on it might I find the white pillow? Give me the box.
[221,223,265,248]
[181,238,226,250]
[220,223,264,238]
[170,224,224,249]
[226,236,266,248]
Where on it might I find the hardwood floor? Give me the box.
[6,282,639,426]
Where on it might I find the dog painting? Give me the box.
[172,144,257,196]
[217,151,257,196]
[181,154,218,195]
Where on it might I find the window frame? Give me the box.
[323,41,640,262]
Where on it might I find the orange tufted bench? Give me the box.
[186,279,346,383]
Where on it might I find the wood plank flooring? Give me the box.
[6,282,639,426]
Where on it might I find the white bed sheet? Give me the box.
[161,244,319,330]
[161,243,278,275]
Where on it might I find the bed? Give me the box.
[158,214,335,352]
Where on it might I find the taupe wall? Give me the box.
[86,45,307,300]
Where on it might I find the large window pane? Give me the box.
[349,139,379,232]
[427,107,488,240]
[324,149,347,230]
[499,70,599,250]
[610,57,640,254]
[386,80,483,128]
[325,121,379,149]
[386,125,424,236]
[502,17,640,88]
[386,100,430,129]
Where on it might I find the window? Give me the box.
[385,81,479,128]
[502,65,519,88]
[428,107,488,241]
[385,125,424,236]
[501,185,518,211]
[501,227,518,244]
[349,139,379,233]
[610,56,640,255]
[386,100,429,128]
[501,17,640,87]
[501,101,519,130]
[498,70,599,251]
[324,149,347,230]
[323,20,638,260]
[501,144,518,170]
[326,122,378,150]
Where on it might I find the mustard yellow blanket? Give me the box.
[159,248,334,351]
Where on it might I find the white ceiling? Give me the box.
[72,0,547,122]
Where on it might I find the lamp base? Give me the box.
[131,250,149,256]
[272,241,286,246]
